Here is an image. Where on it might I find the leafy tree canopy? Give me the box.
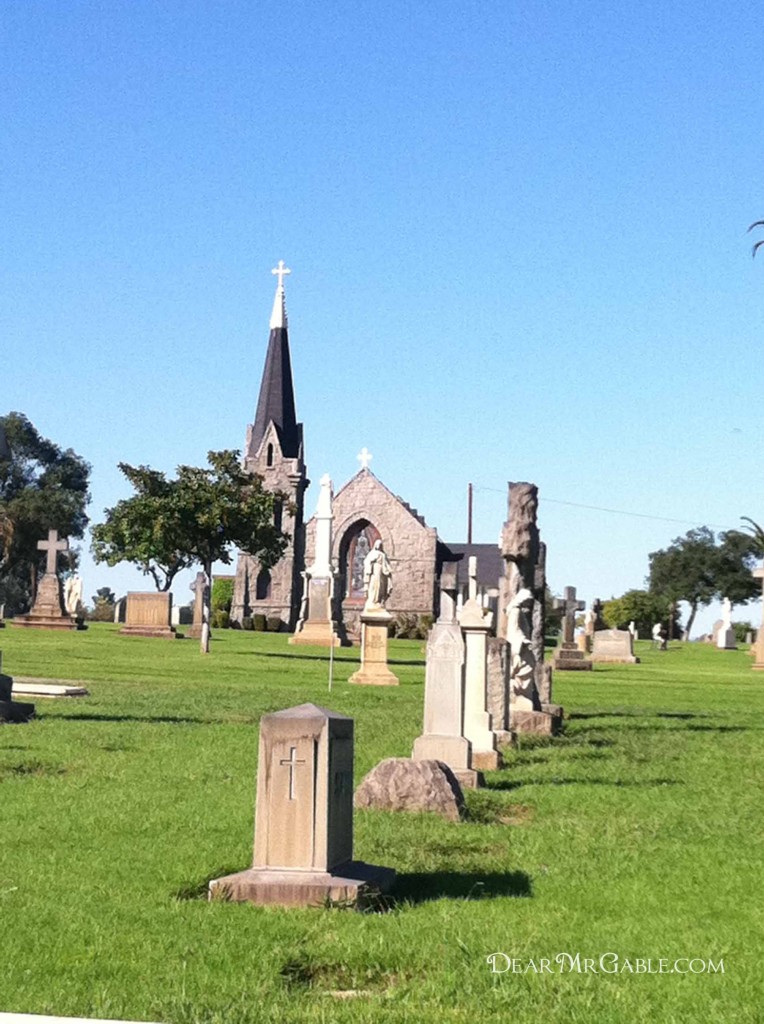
[648,526,760,637]
[92,450,289,652]
[0,412,91,612]
[602,589,678,637]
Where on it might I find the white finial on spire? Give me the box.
[269,260,291,329]
[357,447,373,471]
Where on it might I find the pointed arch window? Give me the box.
[266,443,274,467]
[256,569,272,601]
[340,520,381,602]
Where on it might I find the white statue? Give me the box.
[652,622,667,650]
[363,540,392,610]
[64,576,83,616]
[584,607,596,635]
[506,587,537,706]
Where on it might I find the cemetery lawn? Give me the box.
[0,626,761,1024]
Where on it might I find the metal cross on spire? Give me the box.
[357,447,373,470]
[271,259,291,289]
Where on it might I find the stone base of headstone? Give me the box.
[354,757,465,821]
[0,670,35,723]
[289,620,341,647]
[120,621,178,639]
[542,702,564,720]
[511,709,562,736]
[13,574,77,631]
[185,624,203,638]
[209,861,395,908]
[494,729,514,748]
[717,629,737,650]
[752,638,764,670]
[12,679,88,698]
[411,733,482,788]
[552,642,593,671]
[471,749,502,771]
[349,611,399,685]
[577,634,592,653]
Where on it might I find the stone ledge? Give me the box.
[208,862,396,907]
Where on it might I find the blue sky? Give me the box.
[2,0,762,633]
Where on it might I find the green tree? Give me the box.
[714,529,760,605]
[0,412,91,613]
[602,589,677,637]
[211,577,234,613]
[92,450,288,653]
[90,586,116,622]
[648,528,718,639]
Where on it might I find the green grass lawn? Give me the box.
[0,625,761,1023]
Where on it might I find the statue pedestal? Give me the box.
[552,641,592,671]
[290,577,341,648]
[13,574,76,631]
[349,610,399,686]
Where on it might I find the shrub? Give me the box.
[211,578,234,613]
[391,613,434,640]
[89,599,115,623]
[733,620,754,644]
[211,609,230,629]
[254,614,267,632]
[267,616,283,633]
[241,616,254,631]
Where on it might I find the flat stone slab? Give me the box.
[355,757,465,821]
[208,861,395,907]
[0,1015,162,1024]
[13,679,89,698]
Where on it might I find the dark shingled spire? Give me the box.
[250,265,300,459]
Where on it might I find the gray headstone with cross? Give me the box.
[37,529,69,576]
[208,702,395,905]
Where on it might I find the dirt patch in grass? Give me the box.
[0,759,67,779]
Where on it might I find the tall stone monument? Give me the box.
[349,540,398,685]
[752,566,764,670]
[552,586,593,670]
[458,556,500,770]
[13,530,77,631]
[716,597,737,650]
[209,703,395,906]
[291,474,341,647]
[413,564,480,788]
[186,572,205,639]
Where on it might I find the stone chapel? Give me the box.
[231,265,464,634]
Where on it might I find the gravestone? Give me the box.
[752,567,764,670]
[113,597,127,623]
[412,564,480,788]
[186,572,205,638]
[591,629,640,664]
[291,474,341,647]
[349,539,398,685]
[13,530,77,631]
[458,556,500,770]
[119,592,178,639]
[209,703,395,906]
[716,597,737,650]
[552,586,592,670]
[0,652,35,723]
[486,637,512,746]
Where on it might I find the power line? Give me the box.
[470,485,735,531]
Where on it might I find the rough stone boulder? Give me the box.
[354,757,465,822]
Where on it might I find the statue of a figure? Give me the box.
[584,607,596,636]
[506,587,537,702]
[652,622,667,650]
[363,540,392,609]
[64,576,83,616]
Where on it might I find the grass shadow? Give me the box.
[390,870,532,904]
[485,776,680,792]
[50,713,216,725]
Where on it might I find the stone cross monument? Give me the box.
[186,572,206,638]
[209,703,395,906]
[291,474,341,647]
[458,556,499,770]
[551,586,592,671]
[413,564,479,788]
[13,529,77,631]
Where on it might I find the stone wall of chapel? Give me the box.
[304,471,438,635]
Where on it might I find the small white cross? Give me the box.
[271,260,291,289]
[357,447,372,470]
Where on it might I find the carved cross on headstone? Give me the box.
[271,259,291,288]
[556,585,585,644]
[357,447,373,471]
[279,746,306,800]
[37,529,68,576]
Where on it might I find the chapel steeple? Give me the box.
[247,260,301,461]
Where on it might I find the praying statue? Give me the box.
[64,576,83,616]
[363,540,392,610]
[506,587,538,706]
